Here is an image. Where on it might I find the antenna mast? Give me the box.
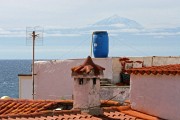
[26,26,43,100]
[32,31,36,100]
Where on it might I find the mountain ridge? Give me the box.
[92,15,143,29]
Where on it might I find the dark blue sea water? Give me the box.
[0,60,32,98]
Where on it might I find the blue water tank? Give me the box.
[92,31,109,58]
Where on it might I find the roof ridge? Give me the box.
[71,56,105,76]
[126,64,180,75]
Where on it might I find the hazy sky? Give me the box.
[0,0,180,59]
[0,0,180,28]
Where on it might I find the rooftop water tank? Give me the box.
[92,31,109,58]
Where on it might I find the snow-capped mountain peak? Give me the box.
[93,15,143,29]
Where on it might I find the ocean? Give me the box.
[0,60,32,98]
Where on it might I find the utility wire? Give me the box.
[59,36,90,59]
[110,35,150,56]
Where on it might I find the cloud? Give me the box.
[43,33,81,37]
[1,22,180,38]
[92,23,126,28]
[110,24,126,28]
[0,28,11,35]
[1,0,180,28]
[0,27,82,37]
[0,28,26,37]
[136,32,180,36]
[117,29,141,33]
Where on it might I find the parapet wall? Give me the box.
[100,86,130,103]
[22,56,180,100]
[34,58,112,100]
[111,56,180,83]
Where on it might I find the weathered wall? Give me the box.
[130,74,180,120]
[142,57,153,66]
[112,56,150,83]
[31,56,180,100]
[34,58,112,100]
[152,56,180,66]
[100,86,130,103]
[112,56,180,83]
[73,78,100,110]
[112,58,121,83]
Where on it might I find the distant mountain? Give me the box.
[92,15,143,29]
[1,15,179,38]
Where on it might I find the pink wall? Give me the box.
[34,58,112,100]
[130,74,180,120]
[34,60,75,100]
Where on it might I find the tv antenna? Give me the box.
[26,26,43,100]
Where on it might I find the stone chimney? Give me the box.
[71,56,105,115]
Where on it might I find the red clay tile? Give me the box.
[71,56,105,76]
[0,99,164,120]
[101,100,120,107]
[126,64,180,75]
[135,61,143,63]
[121,109,160,120]
[125,61,133,63]
[119,58,130,61]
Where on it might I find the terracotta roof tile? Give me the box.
[126,64,180,75]
[0,99,75,118]
[135,61,143,63]
[121,110,160,120]
[0,110,162,120]
[71,56,105,76]
[0,99,163,120]
[100,100,120,107]
[119,58,130,61]
[125,60,133,63]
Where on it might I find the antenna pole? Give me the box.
[26,27,43,100]
[32,31,36,100]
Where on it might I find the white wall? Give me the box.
[34,58,112,100]
[19,76,33,99]
[32,56,180,100]
[130,74,180,120]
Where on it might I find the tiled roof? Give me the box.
[0,99,119,118]
[126,64,180,75]
[0,99,73,118]
[71,56,105,76]
[0,106,162,120]
[0,99,163,120]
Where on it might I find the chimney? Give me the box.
[71,56,105,115]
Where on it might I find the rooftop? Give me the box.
[125,64,180,75]
[71,56,105,76]
[0,99,162,120]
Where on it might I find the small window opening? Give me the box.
[93,78,96,85]
[79,78,83,85]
